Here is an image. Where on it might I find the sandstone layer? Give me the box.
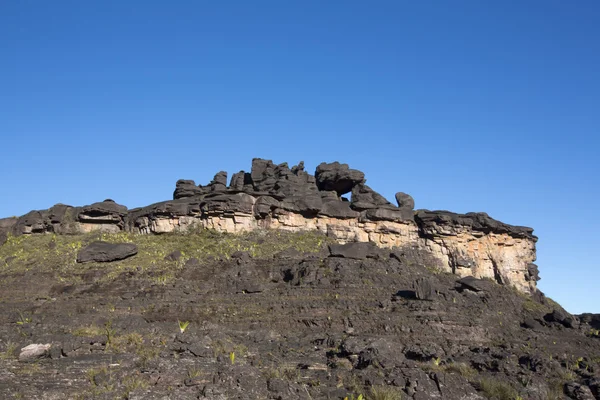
[0,158,539,293]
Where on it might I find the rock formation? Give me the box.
[0,158,539,293]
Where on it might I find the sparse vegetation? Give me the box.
[368,385,404,399]
[476,377,520,400]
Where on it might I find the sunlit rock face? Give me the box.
[0,158,538,293]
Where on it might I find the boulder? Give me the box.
[229,171,253,192]
[19,343,51,361]
[364,207,413,222]
[413,277,435,300]
[77,241,138,263]
[328,242,381,260]
[173,179,205,199]
[210,171,228,192]
[526,263,540,282]
[78,199,127,226]
[254,196,280,217]
[544,309,578,329]
[578,313,600,329]
[315,162,365,195]
[395,192,415,210]
[202,193,255,215]
[455,276,492,292]
[415,210,536,240]
[350,184,392,210]
[319,201,360,219]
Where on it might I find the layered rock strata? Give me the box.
[0,158,539,293]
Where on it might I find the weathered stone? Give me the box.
[210,171,228,192]
[319,201,359,219]
[456,276,490,292]
[77,241,138,263]
[0,157,541,295]
[351,183,392,210]
[413,277,435,300]
[19,343,51,361]
[328,242,381,260]
[315,162,365,195]
[544,309,577,329]
[395,192,415,210]
[173,179,204,199]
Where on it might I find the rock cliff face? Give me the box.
[0,158,539,293]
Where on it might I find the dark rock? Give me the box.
[254,196,280,217]
[173,179,204,199]
[251,158,279,192]
[78,199,127,227]
[350,183,392,210]
[185,257,200,267]
[315,162,365,195]
[526,263,540,282]
[229,171,253,192]
[364,207,413,222]
[76,241,138,263]
[578,313,600,329]
[210,171,228,192]
[328,242,381,260]
[164,250,182,262]
[544,309,577,329]
[415,210,536,240]
[522,318,543,330]
[564,382,595,400]
[202,193,255,215]
[456,276,492,292]
[413,277,435,300]
[231,251,252,263]
[395,192,415,210]
[319,201,359,219]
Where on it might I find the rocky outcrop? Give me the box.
[76,241,138,263]
[0,158,539,293]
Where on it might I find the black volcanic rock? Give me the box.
[315,161,365,195]
[76,241,138,263]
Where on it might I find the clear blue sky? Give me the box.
[1,1,598,313]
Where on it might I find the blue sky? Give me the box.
[1,1,598,313]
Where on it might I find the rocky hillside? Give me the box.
[0,159,599,400]
[0,158,539,294]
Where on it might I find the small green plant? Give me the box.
[178,320,190,333]
[476,377,519,400]
[444,362,477,378]
[229,351,235,364]
[368,385,404,399]
[588,328,600,337]
[343,395,364,400]
[433,357,442,367]
[0,342,19,360]
[104,321,116,346]
[16,310,32,325]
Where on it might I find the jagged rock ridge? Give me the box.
[0,158,539,293]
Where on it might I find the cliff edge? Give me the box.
[0,158,539,293]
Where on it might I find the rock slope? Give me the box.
[0,231,598,399]
[0,158,539,294]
